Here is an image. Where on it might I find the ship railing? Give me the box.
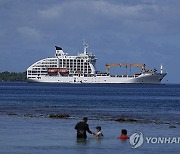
[110,75,136,78]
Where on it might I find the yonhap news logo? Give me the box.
[129,132,180,149]
[129,132,144,148]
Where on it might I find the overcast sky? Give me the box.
[0,0,180,83]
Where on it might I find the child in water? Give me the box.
[94,126,103,138]
[117,129,129,140]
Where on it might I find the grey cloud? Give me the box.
[17,27,44,42]
[36,0,179,35]
[37,1,159,21]
[38,4,64,19]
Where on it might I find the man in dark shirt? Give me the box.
[75,117,94,139]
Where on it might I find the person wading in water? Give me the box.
[75,117,94,139]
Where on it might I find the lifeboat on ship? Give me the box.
[59,68,69,75]
[48,68,58,74]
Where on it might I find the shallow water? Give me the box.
[0,82,180,153]
[0,116,180,154]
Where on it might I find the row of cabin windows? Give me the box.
[28,72,92,76]
[32,62,91,69]
[28,69,91,75]
[31,64,91,71]
[29,70,91,73]
[60,63,89,66]
[34,65,57,68]
[59,59,85,62]
[60,64,90,68]
[28,67,91,73]
[32,66,90,72]
[62,62,86,65]
[41,62,57,64]
[35,63,88,67]
[46,59,57,61]
[37,58,90,66]
[30,68,91,73]
[35,60,90,67]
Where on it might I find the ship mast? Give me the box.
[83,40,88,54]
[160,64,163,74]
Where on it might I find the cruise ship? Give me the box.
[27,43,167,83]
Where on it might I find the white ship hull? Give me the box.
[27,43,167,84]
[28,73,167,84]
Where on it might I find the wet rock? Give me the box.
[23,114,35,118]
[154,121,164,125]
[115,118,138,123]
[126,118,138,122]
[169,125,176,128]
[115,117,152,124]
[7,113,18,116]
[115,118,126,122]
[154,121,170,125]
[48,114,70,119]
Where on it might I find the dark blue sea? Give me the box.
[0,82,180,123]
[0,82,180,154]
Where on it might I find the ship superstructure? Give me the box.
[27,43,167,83]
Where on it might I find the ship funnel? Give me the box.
[55,46,62,50]
[55,46,65,57]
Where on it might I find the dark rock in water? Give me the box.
[127,119,138,122]
[48,114,70,119]
[154,121,170,125]
[169,125,176,128]
[7,113,18,116]
[115,118,126,122]
[115,117,151,124]
[23,114,36,118]
[154,121,164,124]
[115,118,138,123]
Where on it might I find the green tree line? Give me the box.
[0,72,27,81]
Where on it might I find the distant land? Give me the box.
[0,72,26,81]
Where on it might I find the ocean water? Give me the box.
[0,82,180,153]
[0,82,180,123]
